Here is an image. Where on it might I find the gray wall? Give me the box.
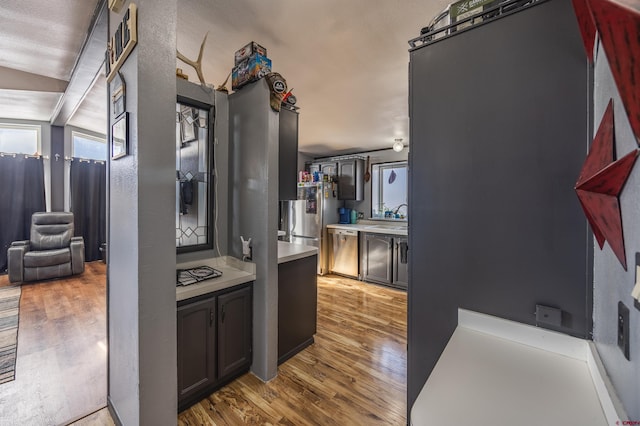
[176,81,230,262]
[407,0,591,414]
[592,43,640,419]
[341,148,408,218]
[228,79,279,381]
[107,0,178,424]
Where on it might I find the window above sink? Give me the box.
[371,161,408,220]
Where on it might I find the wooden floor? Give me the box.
[0,268,406,425]
[178,275,408,425]
[0,262,107,426]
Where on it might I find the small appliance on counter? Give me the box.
[339,207,351,224]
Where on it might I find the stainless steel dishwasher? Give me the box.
[328,228,359,278]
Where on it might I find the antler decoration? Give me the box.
[216,71,232,93]
[177,32,208,85]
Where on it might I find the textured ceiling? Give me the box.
[177,0,451,156]
[0,89,62,122]
[1,0,451,156]
[0,0,100,124]
[0,0,98,81]
[67,74,107,135]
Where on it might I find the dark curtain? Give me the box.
[70,159,106,262]
[0,156,46,273]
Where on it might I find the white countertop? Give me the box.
[176,256,256,302]
[411,310,609,426]
[327,221,408,236]
[277,241,318,264]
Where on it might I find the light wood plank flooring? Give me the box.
[0,269,406,425]
[0,262,107,425]
[178,275,407,425]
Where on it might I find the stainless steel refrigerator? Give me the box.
[280,182,340,274]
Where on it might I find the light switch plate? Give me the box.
[634,253,640,311]
[618,301,630,360]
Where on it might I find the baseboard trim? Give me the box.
[107,396,123,426]
[458,308,587,360]
[586,342,628,424]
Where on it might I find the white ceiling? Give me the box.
[66,74,107,134]
[0,0,100,124]
[178,0,450,156]
[1,0,451,156]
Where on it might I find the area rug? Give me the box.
[0,285,21,384]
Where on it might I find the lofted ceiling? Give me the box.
[1,0,451,156]
[0,0,101,123]
[177,0,451,156]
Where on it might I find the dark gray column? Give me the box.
[229,80,280,381]
[107,0,177,424]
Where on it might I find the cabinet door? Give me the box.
[278,255,318,363]
[393,237,409,289]
[177,298,216,402]
[279,108,299,200]
[218,286,252,378]
[320,162,338,177]
[363,233,393,285]
[338,159,364,200]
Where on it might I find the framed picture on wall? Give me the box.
[111,112,128,160]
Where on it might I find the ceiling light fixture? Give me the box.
[393,138,404,152]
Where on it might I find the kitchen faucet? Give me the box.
[392,203,408,215]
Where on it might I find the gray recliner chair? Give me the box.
[7,212,85,283]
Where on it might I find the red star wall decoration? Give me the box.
[575,100,639,270]
[589,0,640,145]
[571,0,597,62]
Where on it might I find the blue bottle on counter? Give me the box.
[350,209,357,224]
[339,207,350,224]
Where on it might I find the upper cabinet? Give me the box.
[308,158,364,201]
[279,108,299,201]
[309,161,338,178]
[338,158,364,201]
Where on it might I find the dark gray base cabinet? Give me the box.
[362,234,393,285]
[362,233,408,290]
[278,255,317,364]
[177,283,252,412]
[393,236,408,288]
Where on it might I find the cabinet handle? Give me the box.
[210,309,214,326]
[221,305,226,323]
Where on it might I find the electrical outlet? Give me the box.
[535,304,562,327]
[618,301,630,360]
